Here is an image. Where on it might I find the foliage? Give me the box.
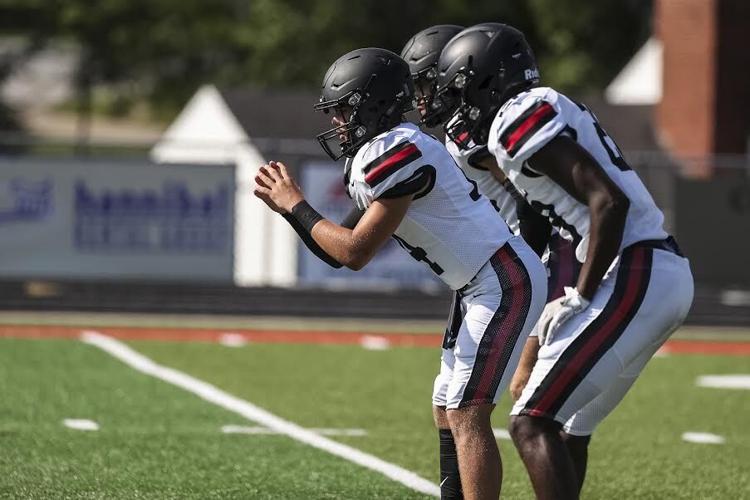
[0,0,652,118]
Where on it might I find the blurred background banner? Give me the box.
[676,173,750,286]
[0,159,234,282]
[299,161,440,290]
[0,0,747,323]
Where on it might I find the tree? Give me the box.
[527,0,653,93]
[0,0,652,120]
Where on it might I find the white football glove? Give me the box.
[537,287,591,346]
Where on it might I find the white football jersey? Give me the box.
[487,87,667,262]
[444,119,521,235]
[347,122,512,290]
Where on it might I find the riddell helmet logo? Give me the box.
[524,68,540,80]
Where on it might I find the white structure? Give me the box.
[151,85,297,287]
[605,37,663,106]
[0,42,78,110]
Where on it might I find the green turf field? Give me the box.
[1,334,748,499]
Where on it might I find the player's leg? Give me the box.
[557,344,653,495]
[510,244,693,499]
[445,301,503,500]
[547,234,588,491]
[433,339,463,499]
[508,244,634,500]
[446,238,547,499]
[435,405,464,499]
[509,414,579,499]
[444,289,502,500]
[505,235,584,499]
[560,276,690,495]
[445,403,499,499]
[559,432,590,494]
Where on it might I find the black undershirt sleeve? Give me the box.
[340,205,366,229]
[517,199,552,258]
[500,177,552,257]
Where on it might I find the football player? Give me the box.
[254,47,548,500]
[401,23,583,478]
[435,24,694,500]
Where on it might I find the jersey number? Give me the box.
[592,121,631,172]
[576,102,631,172]
[392,235,444,275]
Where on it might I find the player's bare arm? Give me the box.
[309,197,411,270]
[509,337,540,401]
[255,162,365,269]
[527,135,630,300]
[254,161,411,270]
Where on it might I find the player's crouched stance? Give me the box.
[254,48,547,499]
[437,26,694,500]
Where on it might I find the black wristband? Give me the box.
[282,202,341,268]
[289,200,324,233]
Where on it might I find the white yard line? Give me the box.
[492,428,512,440]
[218,333,249,347]
[681,432,726,444]
[221,425,368,437]
[221,425,277,435]
[81,330,439,497]
[696,374,750,390]
[312,427,369,437]
[63,418,100,431]
[360,335,391,350]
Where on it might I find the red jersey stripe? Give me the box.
[502,103,555,154]
[364,143,420,185]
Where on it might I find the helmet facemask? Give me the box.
[438,67,494,149]
[314,90,369,161]
[436,25,541,150]
[413,66,459,128]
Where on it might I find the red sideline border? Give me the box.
[1,325,749,355]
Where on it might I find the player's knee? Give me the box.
[509,415,550,447]
[445,409,468,437]
[446,405,492,441]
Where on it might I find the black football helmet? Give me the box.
[400,24,464,127]
[435,24,540,148]
[314,48,415,161]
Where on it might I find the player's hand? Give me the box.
[537,287,590,346]
[253,161,304,214]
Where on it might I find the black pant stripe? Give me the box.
[521,246,653,417]
[459,244,532,406]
